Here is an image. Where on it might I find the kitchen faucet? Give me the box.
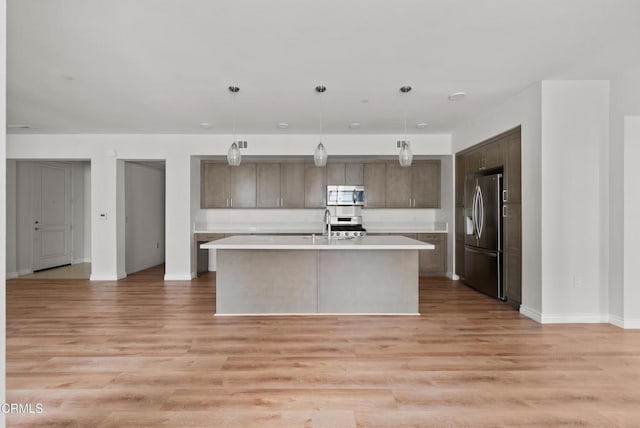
[323,208,332,238]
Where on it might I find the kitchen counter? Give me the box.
[194,221,447,234]
[200,234,434,251]
[204,234,431,316]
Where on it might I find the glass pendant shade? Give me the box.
[314,142,328,167]
[399,142,413,167]
[227,142,242,166]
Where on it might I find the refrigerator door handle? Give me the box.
[471,186,477,238]
[477,185,484,239]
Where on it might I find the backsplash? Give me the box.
[196,208,441,226]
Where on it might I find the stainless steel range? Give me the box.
[324,185,367,239]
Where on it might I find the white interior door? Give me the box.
[32,162,73,271]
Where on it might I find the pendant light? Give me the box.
[398,85,413,167]
[227,86,242,166]
[313,85,328,167]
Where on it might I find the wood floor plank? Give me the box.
[6,266,640,427]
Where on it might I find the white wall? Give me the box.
[125,162,165,274]
[540,81,609,320]
[623,117,640,326]
[72,162,91,263]
[609,64,640,327]
[6,160,17,278]
[7,133,451,280]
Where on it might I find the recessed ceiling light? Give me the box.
[349,122,361,129]
[199,122,213,129]
[277,123,289,129]
[416,122,429,129]
[448,92,467,101]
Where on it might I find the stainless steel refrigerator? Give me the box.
[464,173,504,300]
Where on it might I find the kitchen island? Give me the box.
[201,235,434,315]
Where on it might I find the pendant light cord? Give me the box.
[232,92,237,144]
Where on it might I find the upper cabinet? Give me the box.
[327,163,364,185]
[385,163,412,207]
[386,161,440,208]
[411,161,440,208]
[465,140,505,175]
[257,163,305,208]
[202,159,441,210]
[280,163,306,208]
[201,161,256,208]
[504,134,521,204]
[363,163,387,208]
[201,162,230,208]
[229,163,256,208]
[304,164,326,208]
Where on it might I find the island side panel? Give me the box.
[317,250,419,314]
[216,249,317,314]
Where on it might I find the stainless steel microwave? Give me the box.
[326,185,365,206]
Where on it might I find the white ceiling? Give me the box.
[7,0,640,135]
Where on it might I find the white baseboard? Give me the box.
[6,271,19,279]
[90,272,127,281]
[542,312,609,324]
[73,258,91,264]
[164,273,195,281]
[447,272,460,280]
[609,315,640,329]
[519,305,542,322]
[18,268,33,276]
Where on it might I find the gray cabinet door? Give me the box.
[257,163,281,208]
[326,163,345,185]
[504,203,522,305]
[484,139,505,170]
[412,161,441,208]
[345,163,364,185]
[505,133,521,204]
[280,163,305,208]
[455,206,465,277]
[418,233,447,276]
[455,154,465,207]
[230,163,256,208]
[201,162,229,208]
[386,163,412,208]
[304,164,326,208]
[363,163,386,208]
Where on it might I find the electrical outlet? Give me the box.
[397,139,409,148]
[155,242,160,249]
[236,140,248,149]
[573,276,583,288]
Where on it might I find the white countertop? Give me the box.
[194,221,447,234]
[200,234,435,250]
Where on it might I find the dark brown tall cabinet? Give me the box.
[455,127,522,307]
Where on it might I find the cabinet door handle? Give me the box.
[502,205,508,217]
[502,190,508,202]
[230,198,233,208]
[226,198,229,207]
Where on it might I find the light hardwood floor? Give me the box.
[6,266,640,427]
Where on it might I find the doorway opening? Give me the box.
[124,161,166,275]
[7,160,92,279]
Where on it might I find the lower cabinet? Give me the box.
[194,233,225,275]
[417,233,447,276]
